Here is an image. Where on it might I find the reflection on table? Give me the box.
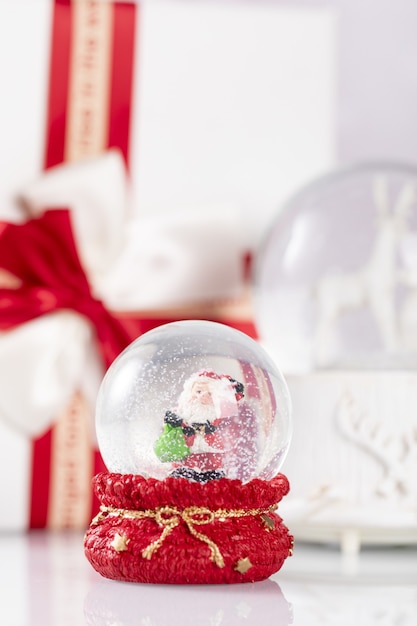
[1,531,416,626]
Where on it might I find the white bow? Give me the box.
[0,150,244,438]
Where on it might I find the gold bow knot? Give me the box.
[143,505,224,567]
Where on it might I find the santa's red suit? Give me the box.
[163,370,257,482]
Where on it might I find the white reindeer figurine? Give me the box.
[336,390,417,502]
[314,177,416,366]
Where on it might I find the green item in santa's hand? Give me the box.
[154,424,190,462]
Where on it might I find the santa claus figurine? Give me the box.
[154,369,256,483]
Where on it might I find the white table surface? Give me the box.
[1,530,416,626]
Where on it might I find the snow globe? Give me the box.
[254,163,417,553]
[84,320,293,583]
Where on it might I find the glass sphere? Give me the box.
[96,320,291,483]
[254,163,417,373]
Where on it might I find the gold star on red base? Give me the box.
[234,557,253,574]
[261,513,275,531]
[111,533,130,552]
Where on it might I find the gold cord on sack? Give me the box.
[91,503,278,568]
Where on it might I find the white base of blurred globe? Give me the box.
[279,369,417,552]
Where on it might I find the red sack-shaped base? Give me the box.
[84,472,293,584]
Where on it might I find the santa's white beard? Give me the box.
[178,398,217,423]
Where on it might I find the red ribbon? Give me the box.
[0,208,138,368]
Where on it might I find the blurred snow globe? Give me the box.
[96,320,292,484]
[254,163,417,373]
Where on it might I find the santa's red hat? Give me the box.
[194,369,245,402]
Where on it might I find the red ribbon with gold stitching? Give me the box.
[19,0,139,528]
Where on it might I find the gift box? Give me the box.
[0,152,251,531]
[0,0,336,529]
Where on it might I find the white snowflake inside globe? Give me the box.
[96,320,292,484]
